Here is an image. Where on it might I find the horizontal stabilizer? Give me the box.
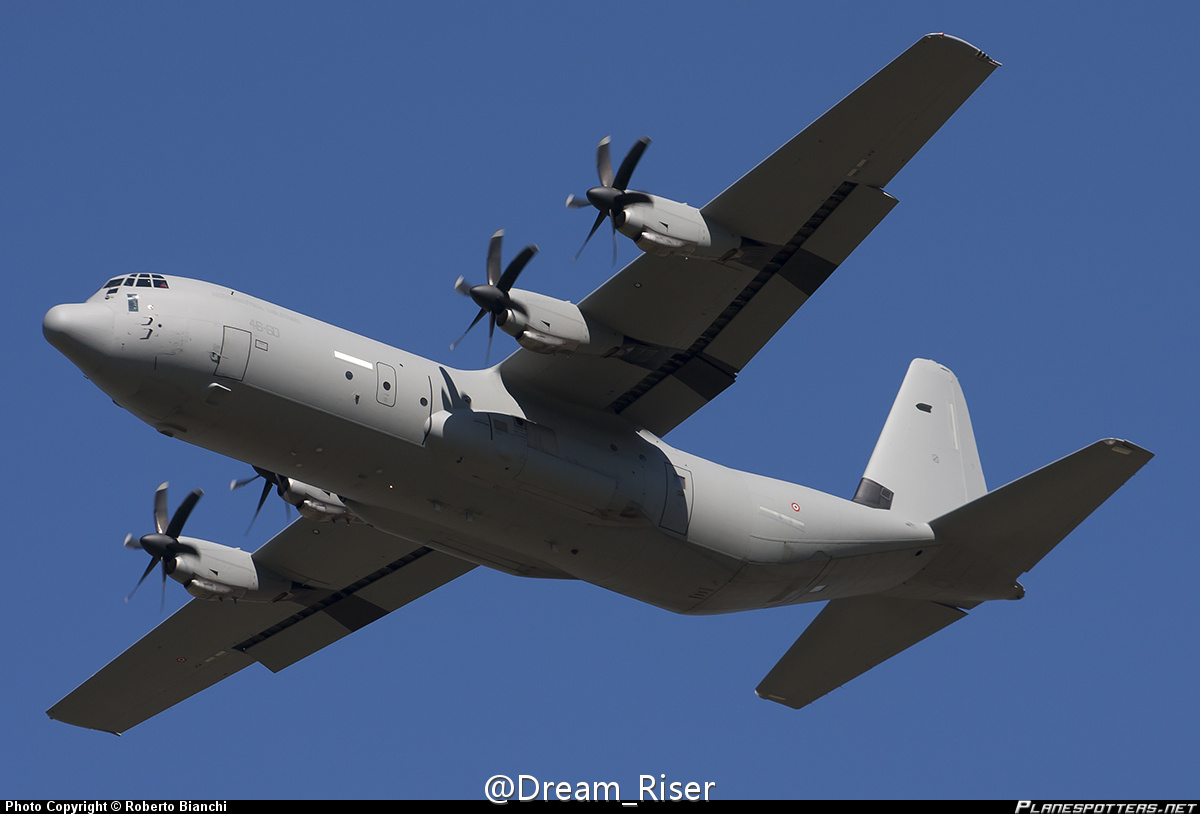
[756,595,965,709]
[923,439,1153,596]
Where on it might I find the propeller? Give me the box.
[123,482,202,609]
[450,230,538,364]
[230,466,291,532]
[566,136,652,264]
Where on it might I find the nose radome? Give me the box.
[44,302,114,374]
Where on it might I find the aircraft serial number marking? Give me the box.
[247,319,280,337]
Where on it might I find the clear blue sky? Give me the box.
[3,1,1196,800]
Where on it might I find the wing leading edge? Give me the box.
[501,34,999,436]
[47,520,475,734]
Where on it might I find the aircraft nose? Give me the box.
[43,302,114,374]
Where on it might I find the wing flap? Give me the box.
[47,520,475,734]
[245,545,475,672]
[756,595,966,709]
[701,184,899,373]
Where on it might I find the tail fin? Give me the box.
[853,359,985,522]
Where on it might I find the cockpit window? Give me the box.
[101,273,169,294]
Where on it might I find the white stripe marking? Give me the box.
[334,351,374,370]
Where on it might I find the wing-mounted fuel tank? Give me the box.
[500,288,624,355]
[425,410,650,520]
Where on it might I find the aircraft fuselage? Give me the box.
[45,275,935,615]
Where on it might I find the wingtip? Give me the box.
[923,32,1001,66]
[1100,438,1154,461]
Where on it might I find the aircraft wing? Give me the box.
[47,519,475,734]
[501,34,998,436]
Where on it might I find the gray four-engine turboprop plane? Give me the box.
[43,34,1151,735]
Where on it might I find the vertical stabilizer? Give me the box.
[854,359,985,522]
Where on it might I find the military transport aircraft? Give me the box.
[42,34,1151,735]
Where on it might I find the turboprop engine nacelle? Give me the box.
[169,537,294,602]
[615,195,744,261]
[279,479,354,522]
[500,289,624,356]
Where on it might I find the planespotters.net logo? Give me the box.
[1017,804,1195,814]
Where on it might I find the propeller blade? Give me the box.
[244,479,273,533]
[230,473,260,491]
[232,468,290,532]
[153,482,169,534]
[565,194,591,209]
[164,488,203,539]
[613,137,650,191]
[125,555,160,603]
[596,136,613,188]
[571,137,652,263]
[496,245,539,292]
[126,483,204,608]
[486,230,504,287]
[573,211,607,262]
[450,307,488,351]
[453,232,539,360]
[256,480,272,517]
